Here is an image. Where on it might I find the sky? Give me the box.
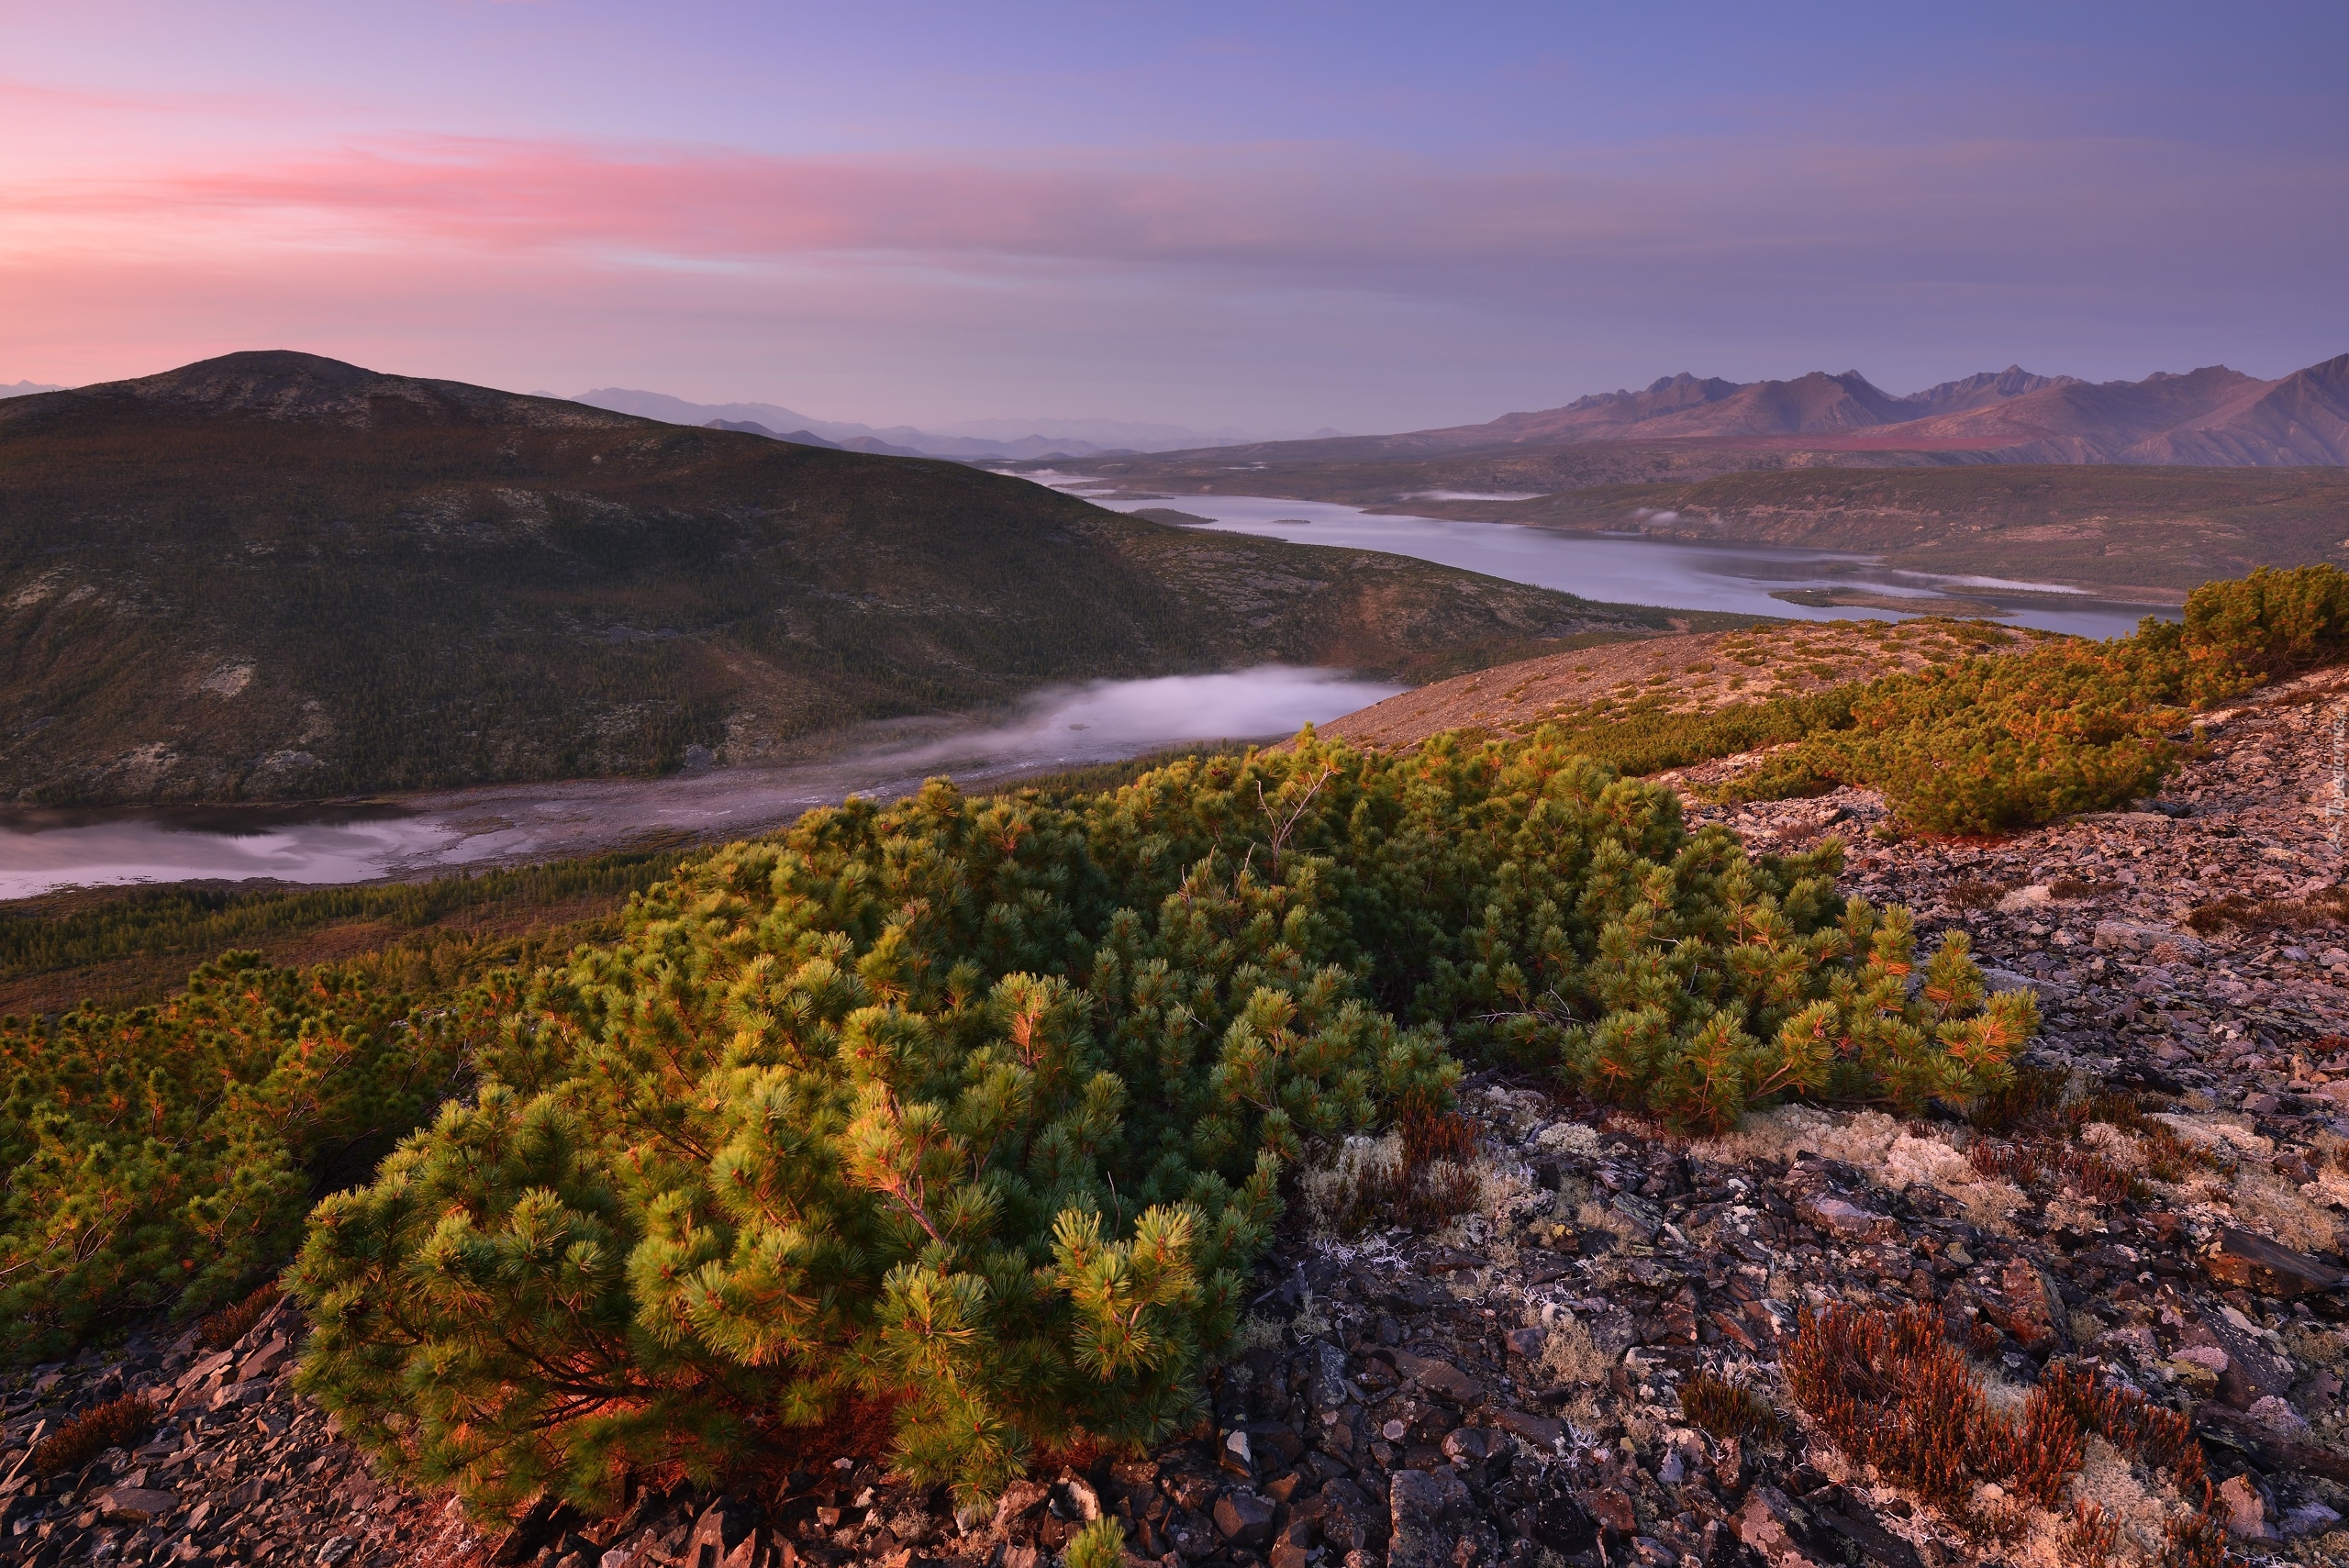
[4,2,2345,432]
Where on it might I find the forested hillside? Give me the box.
[0,353,1653,806]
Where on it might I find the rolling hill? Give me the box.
[0,352,1673,806]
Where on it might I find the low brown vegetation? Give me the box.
[1677,1371,1779,1443]
[2183,884,2349,934]
[29,1394,154,1477]
[1306,1106,1486,1238]
[199,1283,280,1351]
[1786,1305,2229,1562]
[1964,1069,2216,1195]
[1965,1137,2137,1206]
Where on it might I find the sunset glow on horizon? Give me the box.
[6,1,2345,431]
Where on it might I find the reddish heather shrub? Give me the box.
[2059,1500,2121,1566]
[1314,1106,1484,1236]
[1967,1138,2139,1206]
[30,1395,154,1477]
[198,1282,280,1351]
[1784,1304,1998,1514]
[1787,1306,2233,1551]
[1678,1372,1778,1443]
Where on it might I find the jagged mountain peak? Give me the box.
[1898,364,2081,416]
[1559,373,1741,416]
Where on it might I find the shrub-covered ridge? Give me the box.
[287,736,2025,1513]
[1705,565,2349,833]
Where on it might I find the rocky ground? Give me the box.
[9,669,2349,1568]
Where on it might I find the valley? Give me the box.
[1027,456,2349,602]
[0,666,1405,900]
[1400,466,2349,598]
[1057,488,2157,635]
[0,353,1687,809]
[1004,350,2349,600]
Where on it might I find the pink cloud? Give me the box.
[8,129,2339,289]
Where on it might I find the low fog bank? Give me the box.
[0,666,1403,897]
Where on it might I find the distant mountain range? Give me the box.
[569,387,1337,459]
[698,417,926,456]
[1393,352,2349,466]
[0,381,63,398]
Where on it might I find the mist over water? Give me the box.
[0,667,1400,898]
[866,667,1402,773]
[0,811,440,900]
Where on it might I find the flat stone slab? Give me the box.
[1388,1349,1484,1405]
[99,1487,181,1523]
[2206,1229,2345,1298]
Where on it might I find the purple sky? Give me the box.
[5,2,2344,430]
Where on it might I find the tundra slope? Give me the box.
[12,673,2349,1567]
[0,352,1662,806]
[1316,618,2053,754]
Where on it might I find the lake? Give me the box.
[0,668,1399,899]
[1038,481,2162,641]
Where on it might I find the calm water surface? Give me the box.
[1041,481,2162,641]
[0,668,1400,897]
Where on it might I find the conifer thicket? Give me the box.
[287,738,2023,1513]
[1724,564,2349,832]
[0,956,492,1357]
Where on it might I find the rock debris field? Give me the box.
[12,670,2349,1568]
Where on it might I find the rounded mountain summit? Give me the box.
[0,351,1641,806]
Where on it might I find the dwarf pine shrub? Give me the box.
[291,737,2024,1515]
[1720,565,2349,833]
[1793,639,2188,834]
[0,954,479,1358]
[2173,560,2349,686]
